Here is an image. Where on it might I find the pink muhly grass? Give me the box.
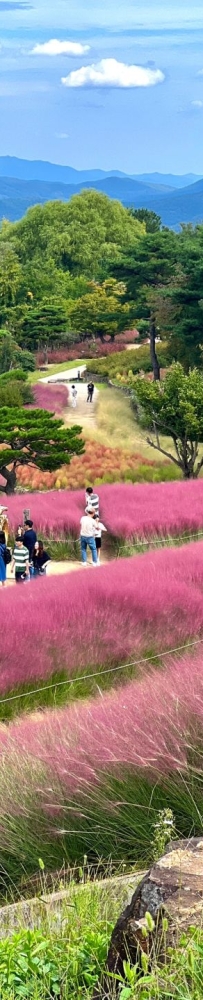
[1,541,203,694]
[2,648,203,801]
[30,383,69,415]
[6,480,203,541]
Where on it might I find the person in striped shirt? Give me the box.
[11,537,29,583]
[85,487,99,515]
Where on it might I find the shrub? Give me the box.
[35,332,138,366]
[86,342,171,378]
[16,440,174,490]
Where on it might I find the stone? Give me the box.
[93,837,203,998]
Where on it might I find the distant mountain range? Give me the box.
[0,157,203,228]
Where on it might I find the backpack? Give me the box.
[3,547,11,566]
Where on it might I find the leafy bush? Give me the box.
[15,348,36,372]
[0,380,33,407]
[86,342,172,378]
[0,368,27,383]
[0,917,112,997]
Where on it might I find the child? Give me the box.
[71,385,77,408]
[93,515,107,564]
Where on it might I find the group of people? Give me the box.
[80,487,107,565]
[0,507,51,586]
[0,484,107,586]
[71,380,95,408]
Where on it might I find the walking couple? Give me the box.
[80,487,107,566]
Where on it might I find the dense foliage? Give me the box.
[1,191,203,371]
[133,363,203,478]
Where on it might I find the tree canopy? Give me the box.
[133,363,203,479]
[0,407,84,493]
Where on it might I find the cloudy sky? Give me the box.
[1,0,203,172]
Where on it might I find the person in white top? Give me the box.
[85,486,99,515]
[80,510,98,565]
[93,515,107,564]
[71,385,77,408]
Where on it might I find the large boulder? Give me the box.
[93,837,203,998]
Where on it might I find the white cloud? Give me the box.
[191,99,203,107]
[31,39,90,56]
[55,132,69,139]
[61,57,164,89]
[197,70,203,76]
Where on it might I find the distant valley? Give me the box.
[0,157,203,227]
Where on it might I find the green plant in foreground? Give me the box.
[151,808,176,861]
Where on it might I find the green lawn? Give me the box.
[28,359,86,384]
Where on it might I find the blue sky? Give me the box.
[0,0,203,172]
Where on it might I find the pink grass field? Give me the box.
[6,480,203,540]
[30,383,69,414]
[1,646,203,796]
[1,541,203,694]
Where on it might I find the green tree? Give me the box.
[165,226,203,372]
[0,408,84,494]
[69,279,131,342]
[19,299,69,357]
[130,208,161,232]
[1,192,144,279]
[133,363,203,479]
[0,243,21,307]
[113,229,178,379]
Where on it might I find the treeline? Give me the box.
[0,190,203,373]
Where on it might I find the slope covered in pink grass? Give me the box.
[30,383,69,414]
[1,541,203,694]
[6,480,203,540]
[1,646,203,800]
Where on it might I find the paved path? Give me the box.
[41,364,86,383]
[63,381,98,431]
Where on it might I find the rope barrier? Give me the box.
[0,636,203,708]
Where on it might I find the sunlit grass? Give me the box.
[28,359,85,384]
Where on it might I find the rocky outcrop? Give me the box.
[93,837,203,998]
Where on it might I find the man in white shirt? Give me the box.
[80,511,98,565]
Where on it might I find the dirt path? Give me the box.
[5,555,107,585]
[63,382,98,431]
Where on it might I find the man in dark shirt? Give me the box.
[23,519,37,561]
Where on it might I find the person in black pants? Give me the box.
[87,381,95,403]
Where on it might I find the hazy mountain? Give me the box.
[0,157,201,190]
[0,157,129,185]
[132,172,202,188]
[0,170,203,228]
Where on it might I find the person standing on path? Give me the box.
[23,519,37,576]
[11,537,29,583]
[71,385,77,408]
[85,486,99,515]
[93,515,107,565]
[80,510,98,566]
[0,530,6,586]
[87,381,95,403]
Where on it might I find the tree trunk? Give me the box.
[93,837,203,999]
[0,463,17,494]
[149,314,160,381]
